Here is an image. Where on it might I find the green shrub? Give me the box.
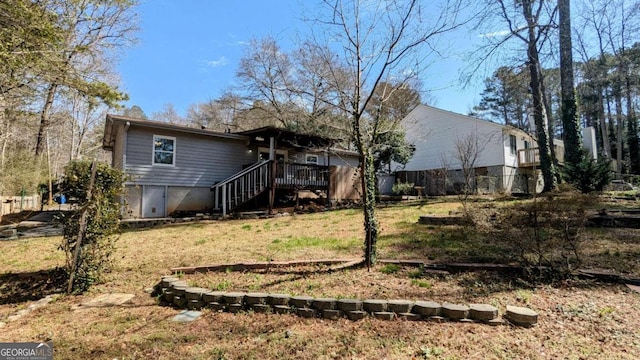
[58,160,126,293]
[411,279,432,288]
[380,263,401,274]
[392,182,414,195]
[562,149,612,193]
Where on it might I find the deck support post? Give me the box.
[222,185,227,217]
[326,148,331,208]
[269,136,276,214]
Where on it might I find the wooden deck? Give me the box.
[517,145,564,168]
[213,161,330,216]
[275,162,329,190]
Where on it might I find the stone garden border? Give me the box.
[155,275,539,328]
[158,256,640,328]
[171,258,363,275]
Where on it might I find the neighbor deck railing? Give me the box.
[517,145,564,168]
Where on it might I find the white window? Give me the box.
[509,134,517,155]
[305,154,319,165]
[153,135,175,166]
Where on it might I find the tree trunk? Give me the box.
[541,78,561,182]
[597,84,610,157]
[558,0,583,166]
[361,149,378,268]
[605,93,616,165]
[35,83,58,156]
[626,68,640,174]
[0,119,8,170]
[614,83,624,176]
[522,0,556,192]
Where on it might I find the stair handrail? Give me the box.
[211,160,271,189]
[213,160,273,216]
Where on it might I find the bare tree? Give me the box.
[151,103,184,124]
[185,101,223,130]
[34,0,137,156]
[308,0,466,266]
[472,0,558,191]
[558,0,583,168]
[66,94,108,160]
[452,134,481,207]
[235,37,299,129]
[441,131,495,213]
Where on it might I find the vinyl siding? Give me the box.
[287,150,359,167]
[124,126,255,187]
[400,105,542,172]
[112,123,126,170]
[401,106,507,171]
[330,153,360,168]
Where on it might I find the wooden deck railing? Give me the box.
[212,161,330,216]
[275,162,329,189]
[517,145,564,168]
[517,148,539,167]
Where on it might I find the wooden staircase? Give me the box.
[212,160,272,216]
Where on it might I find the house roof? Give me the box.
[103,115,343,152]
[102,114,249,150]
[237,126,337,149]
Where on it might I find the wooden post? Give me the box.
[269,137,277,215]
[269,136,275,160]
[326,148,331,208]
[222,185,227,216]
[67,160,98,294]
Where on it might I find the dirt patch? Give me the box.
[0,268,67,305]
[0,210,38,225]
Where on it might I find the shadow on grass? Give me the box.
[433,268,627,299]
[378,222,513,264]
[450,271,532,298]
[214,261,368,291]
[0,268,67,305]
[0,210,39,225]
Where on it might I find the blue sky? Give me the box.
[117,0,485,118]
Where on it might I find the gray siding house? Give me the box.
[103,115,360,218]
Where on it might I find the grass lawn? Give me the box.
[1,198,639,359]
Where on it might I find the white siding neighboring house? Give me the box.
[397,105,563,195]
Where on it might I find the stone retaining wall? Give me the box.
[156,275,539,327]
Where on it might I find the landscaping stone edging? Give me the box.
[155,275,538,327]
[171,258,364,274]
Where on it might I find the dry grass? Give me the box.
[1,199,640,359]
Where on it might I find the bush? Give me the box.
[392,182,414,195]
[483,189,599,275]
[58,160,126,293]
[562,149,612,193]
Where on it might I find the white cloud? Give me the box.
[479,30,511,38]
[225,40,248,47]
[206,56,228,68]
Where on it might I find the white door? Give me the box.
[143,186,166,218]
